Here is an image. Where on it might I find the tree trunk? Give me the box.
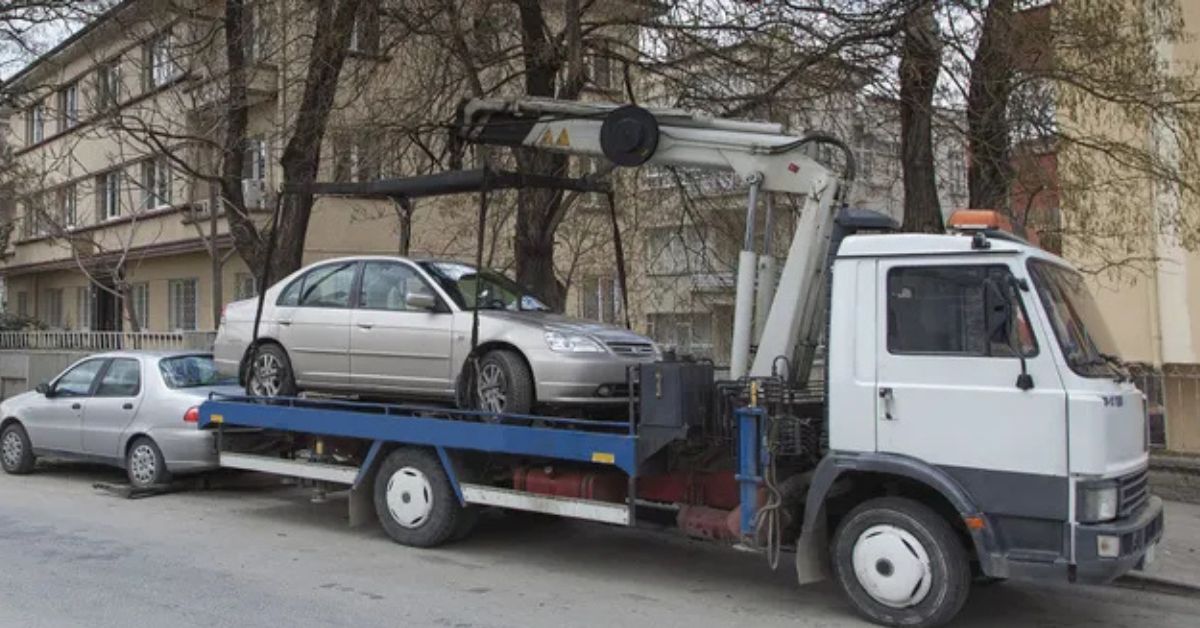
[898,2,943,233]
[220,0,258,273]
[273,0,366,281]
[967,0,1016,212]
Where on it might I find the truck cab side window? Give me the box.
[887,265,1036,357]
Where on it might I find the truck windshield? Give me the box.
[1027,259,1122,378]
[419,261,550,311]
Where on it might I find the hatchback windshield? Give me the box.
[159,355,233,388]
[1027,259,1122,378]
[420,262,549,311]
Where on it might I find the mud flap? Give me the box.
[795,506,830,585]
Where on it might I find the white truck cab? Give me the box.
[812,211,1161,612]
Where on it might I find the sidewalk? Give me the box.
[1124,499,1200,592]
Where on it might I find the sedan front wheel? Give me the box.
[473,350,533,416]
[247,344,297,398]
[0,423,35,475]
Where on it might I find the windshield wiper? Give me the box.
[1075,354,1128,382]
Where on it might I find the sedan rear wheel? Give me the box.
[126,437,172,488]
[0,423,35,475]
[247,344,297,398]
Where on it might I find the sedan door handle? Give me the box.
[122,402,134,410]
[71,403,81,410]
[357,323,374,330]
[278,320,292,326]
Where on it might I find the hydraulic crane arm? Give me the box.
[456,98,852,381]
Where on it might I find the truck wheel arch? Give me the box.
[802,453,1004,578]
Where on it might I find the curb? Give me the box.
[1114,572,1200,598]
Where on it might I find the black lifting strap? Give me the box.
[464,178,490,409]
[605,188,631,330]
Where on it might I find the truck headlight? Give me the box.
[544,331,604,353]
[1078,482,1119,523]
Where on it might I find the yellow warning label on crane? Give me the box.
[538,129,554,145]
[591,452,615,464]
[556,129,571,146]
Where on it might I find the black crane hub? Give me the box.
[600,105,659,167]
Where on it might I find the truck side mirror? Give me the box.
[984,277,1034,391]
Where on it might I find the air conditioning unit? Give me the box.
[190,198,211,217]
[242,178,267,209]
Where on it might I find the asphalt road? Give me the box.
[1,463,1198,628]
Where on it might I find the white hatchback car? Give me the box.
[214,257,658,414]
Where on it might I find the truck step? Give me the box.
[460,483,631,526]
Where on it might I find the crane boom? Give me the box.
[457,98,850,381]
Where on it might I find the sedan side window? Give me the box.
[54,359,106,396]
[298,262,357,308]
[95,359,141,397]
[359,262,436,311]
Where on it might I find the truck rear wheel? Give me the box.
[831,497,970,628]
[373,447,466,548]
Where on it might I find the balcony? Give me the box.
[184,63,279,112]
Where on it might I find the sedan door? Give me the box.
[82,358,144,460]
[277,261,358,387]
[21,358,107,453]
[350,261,454,395]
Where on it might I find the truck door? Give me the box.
[875,260,1069,510]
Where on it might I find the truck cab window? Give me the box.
[887,265,1036,357]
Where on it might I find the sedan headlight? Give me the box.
[1078,482,1119,523]
[544,331,605,353]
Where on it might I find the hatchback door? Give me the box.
[22,358,107,453]
[350,261,454,395]
[83,357,144,460]
[278,261,358,387]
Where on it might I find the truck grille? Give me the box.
[606,342,656,357]
[1118,469,1150,518]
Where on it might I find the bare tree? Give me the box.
[899,2,943,233]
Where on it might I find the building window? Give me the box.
[130,282,149,330]
[25,101,45,144]
[145,31,182,89]
[589,43,612,90]
[644,225,713,276]
[349,4,380,54]
[20,199,36,239]
[235,272,257,300]
[57,82,79,131]
[15,292,29,317]
[243,137,268,180]
[97,170,122,220]
[75,286,93,330]
[96,60,122,110]
[141,157,172,209]
[648,313,714,360]
[333,131,380,183]
[59,184,77,229]
[244,1,270,63]
[41,289,64,328]
[168,278,198,330]
[578,275,621,323]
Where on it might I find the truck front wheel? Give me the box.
[831,497,970,628]
[373,447,467,548]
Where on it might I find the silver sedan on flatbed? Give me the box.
[0,351,241,487]
[214,257,659,414]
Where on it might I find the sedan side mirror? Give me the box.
[35,382,52,396]
[405,291,438,311]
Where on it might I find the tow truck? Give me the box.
[199,98,1162,627]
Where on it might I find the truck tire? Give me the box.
[474,350,533,415]
[246,343,297,398]
[1,422,36,475]
[831,497,970,628]
[373,447,466,548]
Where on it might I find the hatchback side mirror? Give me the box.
[405,291,438,311]
[35,382,52,396]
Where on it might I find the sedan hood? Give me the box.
[0,390,41,412]
[479,311,652,343]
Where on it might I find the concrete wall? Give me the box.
[0,351,91,400]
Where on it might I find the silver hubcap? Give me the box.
[477,363,507,413]
[2,431,23,469]
[250,352,283,396]
[129,444,158,486]
[385,466,433,528]
[852,524,933,609]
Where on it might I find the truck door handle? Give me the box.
[123,402,134,410]
[878,387,894,420]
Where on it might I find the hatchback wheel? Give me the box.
[247,344,297,397]
[126,437,171,488]
[473,350,533,415]
[0,423,35,475]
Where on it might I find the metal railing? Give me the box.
[0,330,217,352]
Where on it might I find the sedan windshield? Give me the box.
[1027,259,1122,378]
[159,355,233,388]
[419,261,549,311]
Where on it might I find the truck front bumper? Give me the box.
[1073,496,1165,584]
